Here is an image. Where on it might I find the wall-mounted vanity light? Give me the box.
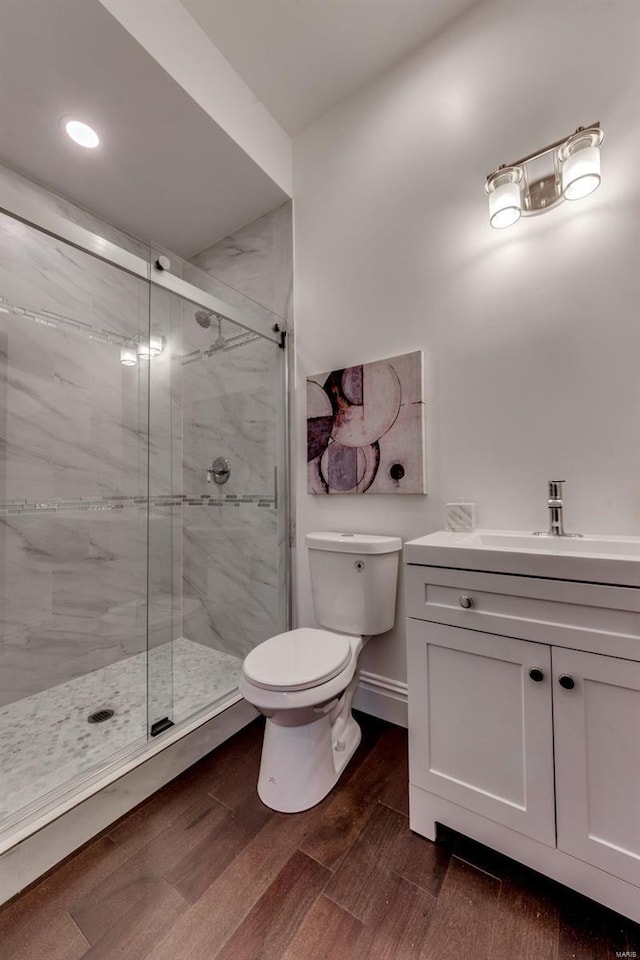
[485,123,604,229]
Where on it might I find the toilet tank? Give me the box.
[306,532,402,635]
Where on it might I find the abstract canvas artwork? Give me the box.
[307,350,425,495]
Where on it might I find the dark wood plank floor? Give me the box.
[2,714,638,960]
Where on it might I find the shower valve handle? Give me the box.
[207,457,231,485]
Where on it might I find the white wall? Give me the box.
[292,0,640,691]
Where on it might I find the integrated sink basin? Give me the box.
[404,529,640,586]
[474,531,640,556]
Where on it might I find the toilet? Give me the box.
[240,531,402,813]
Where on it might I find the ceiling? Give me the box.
[0,0,481,256]
[0,0,287,257]
[180,0,481,135]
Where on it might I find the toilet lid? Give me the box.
[243,628,353,692]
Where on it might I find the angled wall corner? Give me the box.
[99,0,293,197]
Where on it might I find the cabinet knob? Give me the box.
[558,675,575,690]
[458,594,474,609]
[529,668,544,682]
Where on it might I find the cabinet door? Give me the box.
[553,648,640,885]
[407,620,556,845]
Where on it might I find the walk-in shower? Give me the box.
[0,176,288,850]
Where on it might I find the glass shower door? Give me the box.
[147,270,287,726]
[0,205,288,836]
[0,212,152,830]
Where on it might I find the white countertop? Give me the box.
[403,529,640,587]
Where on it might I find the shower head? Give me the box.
[194,309,227,349]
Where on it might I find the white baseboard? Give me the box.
[0,698,257,906]
[353,671,408,728]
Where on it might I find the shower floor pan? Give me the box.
[0,638,242,830]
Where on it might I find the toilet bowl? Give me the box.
[240,628,364,812]
[240,533,402,813]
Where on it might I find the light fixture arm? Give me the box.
[484,122,603,227]
[486,122,601,181]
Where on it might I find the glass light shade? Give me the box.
[65,119,100,149]
[489,180,521,229]
[562,144,601,200]
[120,347,137,366]
[137,335,164,360]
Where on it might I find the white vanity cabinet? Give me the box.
[553,647,640,887]
[407,621,556,846]
[404,549,640,923]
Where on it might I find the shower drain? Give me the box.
[87,708,115,724]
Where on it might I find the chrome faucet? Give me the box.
[534,480,582,538]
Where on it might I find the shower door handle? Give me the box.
[207,457,231,485]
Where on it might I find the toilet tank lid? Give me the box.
[306,532,402,554]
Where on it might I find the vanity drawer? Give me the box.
[405,565,640,658]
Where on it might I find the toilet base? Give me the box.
[257,711,361,813]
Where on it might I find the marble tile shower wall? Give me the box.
[181,338,281,658]
[185,202,292,658]
[0,216,150,501]
[0,211,158,706]
[189,201,293,321]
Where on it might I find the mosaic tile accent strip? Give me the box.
[0,638,242,827]
[0,294,133,350]
[181,331,262,365]
[0,295,264,366]
[0,494,276,516]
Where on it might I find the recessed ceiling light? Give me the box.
[64,119,100,149]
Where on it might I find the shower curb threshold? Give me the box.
[0,696,258,905]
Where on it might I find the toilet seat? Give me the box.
[242,628,352,692]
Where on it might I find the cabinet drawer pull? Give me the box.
[458,594,474,609]
[558,674,575,690]
[528,667,544,682]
